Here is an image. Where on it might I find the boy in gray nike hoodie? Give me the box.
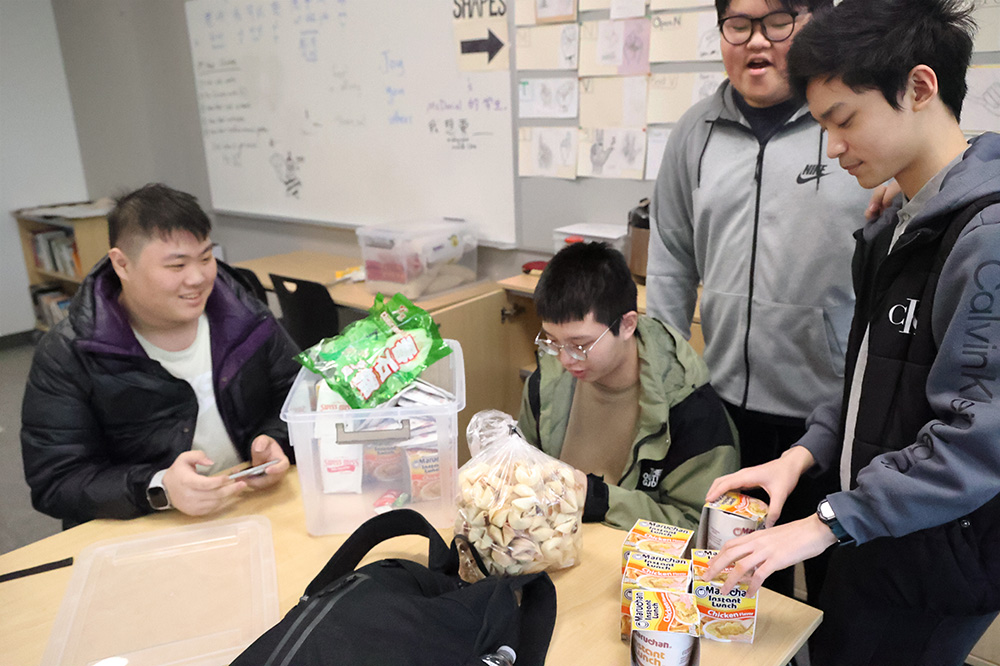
[704,1,1000,663]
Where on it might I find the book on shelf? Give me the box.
[31,228,81,278]
[30,283,73,328]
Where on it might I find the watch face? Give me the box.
[148,486,169,510]
[818,500,835,521]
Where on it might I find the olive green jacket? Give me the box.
[518,316,739,530]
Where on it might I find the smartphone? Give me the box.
[228,459,280,480]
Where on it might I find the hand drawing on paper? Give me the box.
[561,25,580,68]
[622,131,642,166]
[590,129,617,175]
[271,151,304,197]
[538,134,554,170]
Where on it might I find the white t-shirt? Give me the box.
[134,314,241,475]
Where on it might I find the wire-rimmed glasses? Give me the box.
[534,318,620,362]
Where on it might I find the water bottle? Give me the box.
[472,645,516,665]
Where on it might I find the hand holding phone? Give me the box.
[228,459,280,480]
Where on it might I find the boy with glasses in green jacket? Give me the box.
[518,242,739,530]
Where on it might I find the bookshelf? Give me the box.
[14,202,111,331]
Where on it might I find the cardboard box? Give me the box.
[621,550,691,641]
[630,590,701,666]
[622,519,695,571]
[691,550,758,644]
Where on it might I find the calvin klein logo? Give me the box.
[796,163,830,185]
[888,298,919,335]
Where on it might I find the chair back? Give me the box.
[269,273,340,349]
[231,266,269,304]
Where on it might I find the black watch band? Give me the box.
[817,499,853,544]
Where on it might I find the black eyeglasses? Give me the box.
[718,10,798,45]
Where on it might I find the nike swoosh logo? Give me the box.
[796,172,826,184]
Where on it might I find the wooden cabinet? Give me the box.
[15,204,110,331]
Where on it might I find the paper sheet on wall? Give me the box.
[580,0,611,9]
[963,65,1000,133]
[519,77,580,118]
[649,11,721,62]
[645,127,672,181]
[577,127,647,178]
[650,0,710,9]
[579,18,651,76]
[610,0,648,20]
[519,127,579,178]
[454,18,511,71]
[517,23,580,69]
[535,0,578,24]
[973,1,1000,53]
[647,71,726,123]
[515,0,536,25]
[580,76,649,127]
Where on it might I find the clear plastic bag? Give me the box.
[455,410,586,575]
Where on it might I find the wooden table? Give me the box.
[0,473,820,666]
[233,249,497,314]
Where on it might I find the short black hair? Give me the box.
[108,183,212,253]
[534,242,637,335]
[787,0,976,121]
[715,0,832,21]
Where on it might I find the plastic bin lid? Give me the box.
[41,516,279,666]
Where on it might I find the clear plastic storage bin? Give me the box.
[552,222,628,254]
[281,340,465,535]
[356,219,478,300]
[41,517,279,666]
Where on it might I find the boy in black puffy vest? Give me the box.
[701,1,1000,664]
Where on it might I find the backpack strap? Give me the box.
[304,509,453,597]
[478,572,557,666]
[527,362,542,444]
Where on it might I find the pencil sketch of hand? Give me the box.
[590,129,616,175]
[622,132,640,165]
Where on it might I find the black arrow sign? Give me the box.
[460,29,505,63]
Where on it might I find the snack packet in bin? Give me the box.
[295,293,452,409]
[455,410,586,575]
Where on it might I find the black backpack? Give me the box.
[232,509,558,666]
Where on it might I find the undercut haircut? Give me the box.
[787,0,975,121]
[534,242,637,335]
[715,0,832,21]
[108,183,212,255]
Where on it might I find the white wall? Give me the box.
[0,0,88,337]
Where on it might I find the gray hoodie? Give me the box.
[648,81,871,418]
[799,132,1000,544]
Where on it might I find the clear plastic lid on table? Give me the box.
[281,340,465,535]
[41,516,279,666]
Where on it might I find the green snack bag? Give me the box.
[296,293,452,409]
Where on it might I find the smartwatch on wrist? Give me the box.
[817,499,853,544]
[146,469,172,510]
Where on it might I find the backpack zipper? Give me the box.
[264,572,369,666]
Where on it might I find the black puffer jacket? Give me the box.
[21,258,301,526]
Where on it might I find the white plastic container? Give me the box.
[41,517,278,666]
[357,219,478,300]
[552,222,628,255]
[281,340,465,535]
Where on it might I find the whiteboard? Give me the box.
[184,0,517,246]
